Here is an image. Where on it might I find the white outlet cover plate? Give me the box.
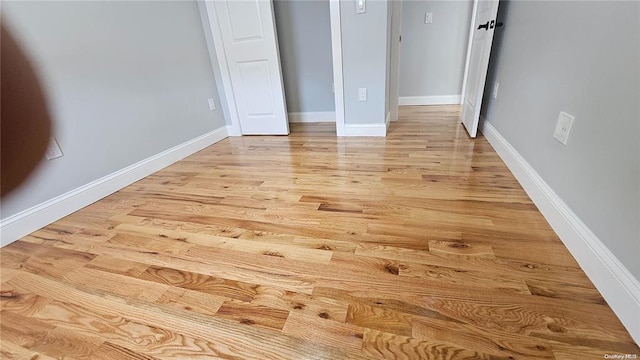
[358,88,367,102]
[553,111,574,145]
[45,137,63,160]
[425,12,433,24]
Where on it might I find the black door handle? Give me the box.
[478,20,504,31]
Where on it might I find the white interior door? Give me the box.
[212,0,289,135]
[460,0,499,138]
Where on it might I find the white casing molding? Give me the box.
[399,95,461,106]
[288,112,336,123]
[481,120,640,344]
[0,126,229,247]
[329,0,345,136]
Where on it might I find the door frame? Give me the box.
[329,0,345,136]
[201,0,345,137]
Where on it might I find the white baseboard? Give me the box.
[343,122,387,137]
[0,126,229,247]
[398,95,461,106]
[481,121,640,344]
[288,111,336,123]
[385,112,391,131]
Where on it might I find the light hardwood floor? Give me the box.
[1,105,638,359]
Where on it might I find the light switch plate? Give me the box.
[356,0,366,14]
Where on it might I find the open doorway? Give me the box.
[273,0,337,135]
[396,1,474,108]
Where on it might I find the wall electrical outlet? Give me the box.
[425,12,433,24]
[493,82,499,99]
[358,87,367,102]
[553,111,575,146]
[208,98,216,111]
[45,137,63,160]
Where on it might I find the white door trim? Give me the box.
[202,1,242,136]
[329,0,345,136]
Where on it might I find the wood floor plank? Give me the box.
[524,278,606,305]
[0,338,58,360]
[251,287,349,322]
[396,261,531,294]
[282,312,365,351]
[1,105,637,359]
[1,282,51,316]
[114,214,359,253]
[411,314,555,359]
[138,265,260,302]
[361,328,510,360]
[84,255,150,278]
[107,232,195,256]
[30,300,229,359]
[64,267,169,302]
[215,299,289,330]
[115,222,333,263]
[1,310,104,360]
[8,271,371,359]
[89,342,162,360]
[346,302,413,337]
[155,287,226,317]
[427,240,496,258]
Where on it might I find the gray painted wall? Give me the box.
[274,0,334,113]
[341,0,389,125]
[399,0,473,97]
[482,1,640,279]
[1,1,225,218]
